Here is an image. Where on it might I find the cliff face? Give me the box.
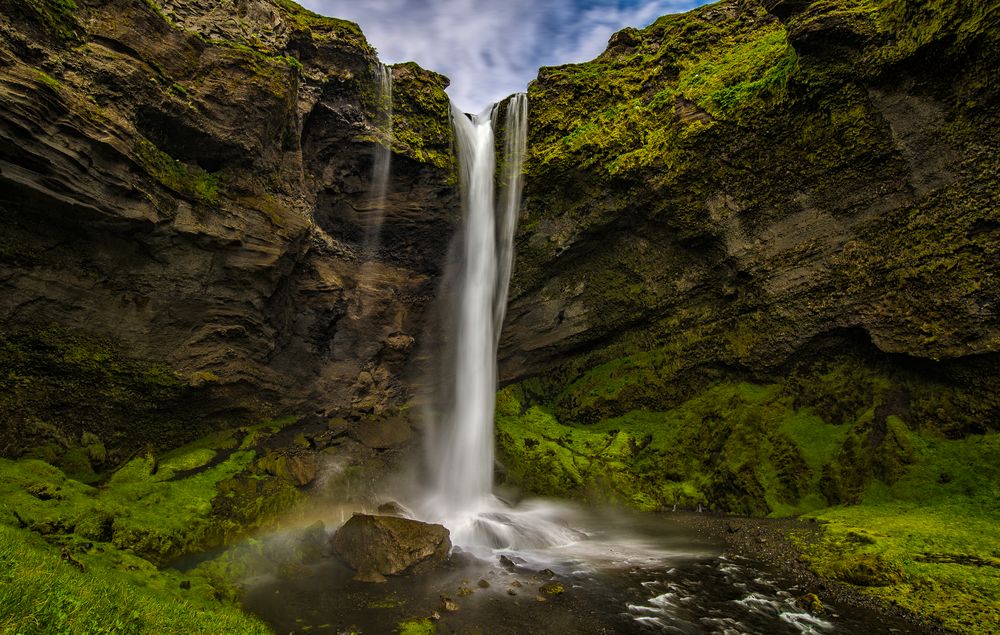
[0,0,456,462]
[496,0,998,512]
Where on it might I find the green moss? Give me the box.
[134,137,221,205]
[0,410,306,558]
[677,28,796,115]
[211,38,304,74]
[500,345,1000,630]
[498,349,999,518]
[18,0,79,43]
[272,0,368,44]
[0,523,270,633]
[33,69,63,91]
[0,324,225,469]
[381,62,454,170]
[398,617,436,635]
[799,479,1000,633]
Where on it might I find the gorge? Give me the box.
[0,0,997,633]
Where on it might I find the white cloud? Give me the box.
[300,0,708,112]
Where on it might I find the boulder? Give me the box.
[330,514,451,581]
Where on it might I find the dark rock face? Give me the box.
[492,0,999,517]
[0,0,457,457]
[330,513,451,581]
[501,0,998,407]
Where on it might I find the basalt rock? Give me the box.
[495,0,999,513]
[0,0,457,460]
[503,0,998,386]
[330,513,451,581]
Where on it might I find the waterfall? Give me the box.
[492,93,528,347]
[418,94,581,553]
[364,63,393,251]
[433,102,498,510]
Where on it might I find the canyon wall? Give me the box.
[496,0,999,512]
[0,0,456,462]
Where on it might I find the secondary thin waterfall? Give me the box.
[364,63,393,251]
[492,93,528,347]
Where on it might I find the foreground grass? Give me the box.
[797,432,1000,633]
[0,417,311,633]
[0,524,270,634]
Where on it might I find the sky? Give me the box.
[299,0,712,113]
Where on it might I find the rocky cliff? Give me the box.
[496,0,998,512]
[0,0,456,465]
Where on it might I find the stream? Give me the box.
[242,504,918,634]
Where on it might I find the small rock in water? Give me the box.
[796,593,825,615]
[477,579,490,588]
[539,582,564,597]
[536,568,555,579]
[499,555,516,570]
[507,588,517,596]
[439,596,459,612]
[535,595,547,603]
[511,580,523,588]
[430,611,441,621]
[458,586,474,597]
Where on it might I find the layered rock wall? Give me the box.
[0,0,456,459]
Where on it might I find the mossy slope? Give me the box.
[0,415,324,633]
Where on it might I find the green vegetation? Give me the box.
[134,137,221,205]
[397,617,436,635]
[18,0,79,42]
[271,0,371,52]
[498,345,1000,632]
[383,62,454,170]
[0,417,303,563]
[0,325,212,474]
[0,414,315,632]
[0,524,270,634]
[795,430,1000,631]
[34,69,63,90]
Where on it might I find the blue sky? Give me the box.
[300,0,712,112]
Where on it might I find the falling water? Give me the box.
[433,102,498,510]
[417,95,582,552]
[364,63,393,251]
[491,93,528,346]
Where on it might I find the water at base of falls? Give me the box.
[244,507,925,635]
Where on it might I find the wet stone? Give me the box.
[330,514,450,582]
[539,582,565,597]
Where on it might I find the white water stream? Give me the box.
[364,63,393,251]
[417,95,583,554]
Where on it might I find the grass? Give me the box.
[0,524,270,634]
[0,414,313,633]
[799,433,1000,632]
[497,357,1000,632]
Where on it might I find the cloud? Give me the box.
[299,0,709,113]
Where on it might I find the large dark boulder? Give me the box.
[330,513,451,582]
